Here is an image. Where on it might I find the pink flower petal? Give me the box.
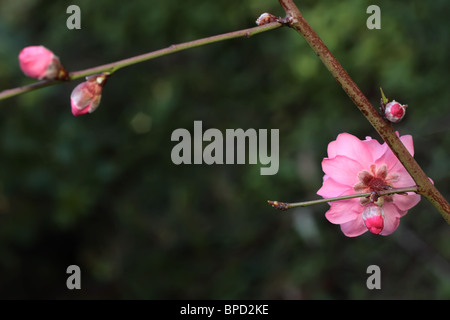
[379,203,401,235]
[324,199,361,224]
[363,136,387,161]
[375,135,414,172]
[322,155,363,186]
[388,167,415,189]
[392,193,421,212]
[317,177,353,198]
[327,133,374,165]
[339,215,367,237]
[399,135,414,156]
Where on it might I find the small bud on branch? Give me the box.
[379,88,407,123]
[18,46,68,81]
[70,73,109,116]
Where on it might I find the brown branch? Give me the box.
[278,0,450,223]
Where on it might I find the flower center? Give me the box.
[367,177,387,191]
[353,164,399,205]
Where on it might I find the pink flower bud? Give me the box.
[362,204,385,235]
[70,73,109,116]
[18,46,68,80]
[384,100,407,123]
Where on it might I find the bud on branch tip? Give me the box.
[379,87,407,123]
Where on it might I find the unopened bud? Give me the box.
[70,73,109,116]
[362,204,384,235]
[384,100,407,123]
[18,46,68,80]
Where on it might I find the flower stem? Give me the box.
[268,186,418,211]
[277,0,450,223]
[0,22,282,101]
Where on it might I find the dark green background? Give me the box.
[0,0,448,299]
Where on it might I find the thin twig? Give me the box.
[268,186,418,211]
[0,22,282,101]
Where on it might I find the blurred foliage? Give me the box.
[0,0,449,299]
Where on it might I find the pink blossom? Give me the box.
[317,133,421,237]
[70,74,108,116]
[18,46,68,80]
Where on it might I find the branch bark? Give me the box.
[278,0,450,223]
